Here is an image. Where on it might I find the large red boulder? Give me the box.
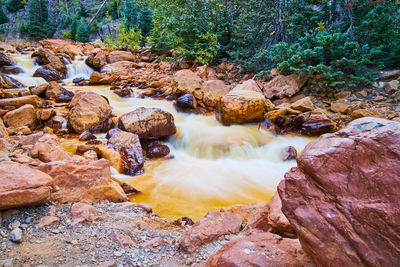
[0,161,53,210]
[205,232,314,267]
[278,117,400,267]
[31,134,79,162]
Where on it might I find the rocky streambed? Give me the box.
[0,39,399,266]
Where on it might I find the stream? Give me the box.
[10,53,312,221]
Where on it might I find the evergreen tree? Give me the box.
[123,0,138,29]
[138,3,152,37]
[78,2,89,17]
[69,16,79,40]
[76,18,89,43]
[6,0,25,13]
[25,0,56,39]
[0,5,8,24]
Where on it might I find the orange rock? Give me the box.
[38,215,60,227]
[37,159,128,203]
[31,134,78,162]
[0,118,8,138]
[172,69,203,95]
[100,61,137,73]
[71,201,98,223]
[68,91,112,133]
[0,95,44,108]
[263,74,308,99]
[217,89,265,125]
[107,51,135,64]
[0,161,53,210]
[3,104,36,129]
[180,211,243,253]
[220,203,264,224]
[202,80,231,107]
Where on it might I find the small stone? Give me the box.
[10,228,22,243]
[114,251,123,257]
[357,90,368,98]
[0,259,13,267]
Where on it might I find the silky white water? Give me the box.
[11,54,312,221]
[10,54,47,87]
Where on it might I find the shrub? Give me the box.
[104,23,142,49]
[266,31,381,86]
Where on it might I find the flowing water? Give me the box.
[11,54,312,221]
[10,54,47,87]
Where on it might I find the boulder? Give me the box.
[220,203,264,224]
[195,65,218,80]
[0,41,17,52]
[0,161,53,210]
[89,71,118,85]
[290,96,314,112]
[45,81,63,99]
[37,159,128,203]
[107,51,135,63]
[246,191,294,235]
[0,95,44,108]
[176,94,197,109]
[278,117,400,267]
[180,211,243,253]
[205,232,314,267]
[0,52,16,66]
[107,128,144,176]
[68,92,112,133]
[34,48,67,73]
[33,65,64,82]
[301,114,334,136]
[233,79,262,93]
[264,74,308,99]
[31,133,79,162]
[56,88,75,103]
[85,51,108,69]
[142,140,170,158]
[100,61,136,73]
[0,74,24,89]
[118,107,176,139]
[95,145,125,174]
[56,44,83,59]
[330,102,350,113]
[0,65,22,74]
[384,80,399,94]
[172,69,203,95]
[3,104,36,129]
[0,118,8,138]
[202,80,231,107]
[30,84,48,96]
[216,89,265,125]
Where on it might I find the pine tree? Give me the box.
[0,5,9,24]
[76,18,89,43]
[6,0,25,13]
[25,0,56,39]
[78,3,89,17]
[123,0,138,29]
[138,3,152,37]
[69,16,79,40]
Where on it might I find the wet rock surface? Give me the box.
[279,117,400,267]
[118,107,176,139]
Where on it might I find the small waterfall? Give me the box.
[65,57,94,81]
[9,54,47,87]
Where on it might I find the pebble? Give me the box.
[0,259,13,267]
[25,217,32,224]
[114,251,123,257]
[10,228,22,243]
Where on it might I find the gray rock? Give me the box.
[10,228,22,243]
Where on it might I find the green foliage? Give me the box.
[76,18,90,42]
[105,0,122,19]
[67,16,79,40]
[6,0,25,12]
[24,0,56,39]
[267,31,380,86]
[104,23,142,49]
[0,4,9,24]
[78,2,88,17]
